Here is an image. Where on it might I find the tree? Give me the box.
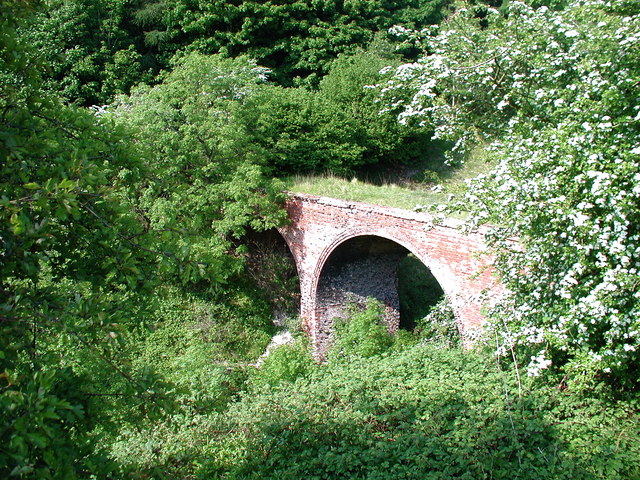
[20,0,157,105]
[241,50,430,175]
[318,50,430,168]
[109,53,287,285]
[19,0,455,104]
[381,0,640,387]
[173,0,453,87]
[1,0,156,475]
[3,3,288,471]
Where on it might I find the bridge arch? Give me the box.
[309,229,461,354]
[312,228,459,306]
[279,193,501,355]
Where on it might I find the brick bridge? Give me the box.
[279,193,500,354]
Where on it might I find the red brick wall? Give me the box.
[279,193,502,354]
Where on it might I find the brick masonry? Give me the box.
[279,193,502,354]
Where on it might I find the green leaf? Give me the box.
[58,178,76,190]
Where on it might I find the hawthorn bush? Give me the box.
[382,0,640,388]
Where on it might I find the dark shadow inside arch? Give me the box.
[397,254,445,331]
[316,235,445,334]
[243,228,300,324]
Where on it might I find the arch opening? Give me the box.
[314,235,448,352]
[397,254,446,331]
[243,228,300,326]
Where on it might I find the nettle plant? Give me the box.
[381,0,640,387]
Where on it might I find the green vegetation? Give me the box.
[209,344,639,480]
[109,53,287,285]
[2,0,640,477]
[330,300,396,359]
[282,145,493,211]
[99,310,640,478]
[22,0,454,105]
[384,0,640,387]
[286,172,447,209]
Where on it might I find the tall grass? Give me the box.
[281,145,493,212]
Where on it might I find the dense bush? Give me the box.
[196,344,640,479]
[1,5,281,476]
[330,299,396,359]
[21,0,157,105]
[251,339,315,388]
[98,304,640,479]
[241,51,431,175]
[382,0,640,388]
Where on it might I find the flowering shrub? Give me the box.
[382,0,640,386]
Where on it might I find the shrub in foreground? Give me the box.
[195,344,640,479]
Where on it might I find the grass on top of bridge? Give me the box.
[282,145,493,214]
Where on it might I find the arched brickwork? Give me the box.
[279,193,501,354]
[314,234,411,350]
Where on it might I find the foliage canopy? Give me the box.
[382,0,640,387]
[22,0,454,105]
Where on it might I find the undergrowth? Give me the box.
[206,344,639,480]
[110,299,640,479]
